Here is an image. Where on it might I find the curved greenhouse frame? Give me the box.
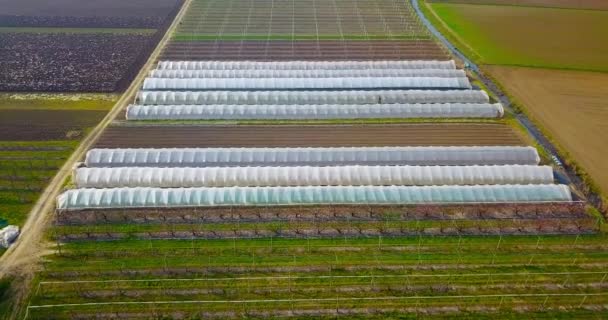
[125,103,504,120]
[84,146,541,168]
[74,165,554,188]
[150,69,467,79]
[156,60,457,71]
[138,90,489,105]
[57,185,572,210]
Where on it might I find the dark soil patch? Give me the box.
[0,109,107,140]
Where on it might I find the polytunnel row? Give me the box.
[131,60,495,121]
[141,77,472,91]
[57,185,572,210]
[150,69,467,79]
[136,90,489,105]
[84,146,542,167]
[74,165,554,188]
[55,59,574,210]
[126,103,504,120]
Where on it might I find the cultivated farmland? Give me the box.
[484,66,608,194]
[426,3,608,71]
[0,0,183,92]
[428,0,608,10]
[424,0,608,200]
[3,0,606,318]
[94,124,524,148]
[0,95,116,227]
[161,0,449,60]
[0,33,152,92]
[0,0,181,28]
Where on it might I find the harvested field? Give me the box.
[0,0,181,19]
[427,0,608,10]
[161,40,449,61]
[0,33,151,92]
[428,3,608,71]
[485,66,608,194]
[0,110,107,140]
[94,123,524,148]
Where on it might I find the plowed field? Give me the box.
[485,65,608,194]
[161,40,448,60]
[94,123,523,148]
[0,110,107,140]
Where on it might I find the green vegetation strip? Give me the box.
[0,95,117,111]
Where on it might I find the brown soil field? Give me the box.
[0,33,152,92]
[0,110,107,140]
[161,40,449,61]
[94,123,524,148]
[485,65,608,194]
[428,0,608,10]
[0,0,181,18]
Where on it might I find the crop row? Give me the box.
[29,235,608,318]
[55,202,587,225]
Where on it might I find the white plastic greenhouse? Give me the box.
[56,184,572,210]
[141,77,472,90]
[74,165,554,188]
[125,103,504,120]
[156,60,457,71]
[150,69,467,79]
[84,146,541,168]
[137,90,489,105]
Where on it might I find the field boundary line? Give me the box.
[27,292,608,309]
[0,0,194,279]
[38,271,608,285]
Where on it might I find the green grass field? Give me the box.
[426,2,608,71]
[0,95,116,227]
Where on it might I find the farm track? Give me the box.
[94,123,523,148]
